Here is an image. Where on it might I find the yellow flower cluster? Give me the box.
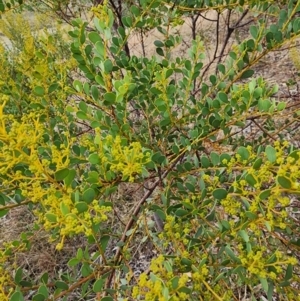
[0,242,26,300]
[0,266,12,301]
[240,247,297,279]
[91,0,110,26]
[95,134,150,182]
[132,254,191,301]
[109,137,148,182]
[0,103,45,178]
[35,189,111,250]
[219,141,299,232]
[0,102,114,250]
[51,140,71,170]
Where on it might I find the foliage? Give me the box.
[0,0,300,300]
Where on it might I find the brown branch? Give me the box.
[251,118,277,141]
[216,9,249,67]
[200,11,221,80]
[104,153,185,294]
[0,199,32,210]
[53,268,110,300]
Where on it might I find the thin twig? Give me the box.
[251,118,277,141]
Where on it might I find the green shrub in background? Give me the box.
[0,0,300,300]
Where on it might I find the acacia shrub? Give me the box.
[1,0,300,301]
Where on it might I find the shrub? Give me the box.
[0,0,300,300]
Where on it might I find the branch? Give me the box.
[104,153,185,293]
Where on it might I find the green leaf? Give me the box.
[253,158,263,170]
[60,202,70,216]
[209,75,217,85]
[253,87,262,98]
[95,40,105,58]
[166,69,173,78]
[285,264,293,281]
[75,202,89,213]
[88,32,102,44]
[265,145,276,163]
[82,188,96,204]
[14,268,23,284]
[245,174,256,187]
[218,92,228,103]
[76,111,88,120]
[156,47,164,56]
[237,146,250,161]
[172,145,179,155]
[277,176,292,189]
[220,153,231,165]
[104,92,116,104]
[258,99,272,112]
[217,64,225,74]
[19,280,32,287]
[221,220,230,230]
[288,150,300,161]
[240,69,254,79]
[81,263,93,277]
[100,235,110,252]
[85,44,92,56]
[34,86,45,96]
[104,59,113,73]
[259,189,271,200]
[152,152,166,164]
[101,297,113,301]
[91,85,99,101]
[0,209,9,218]
[38,285,49,299]
[41,273,48,284]
[183,162,193,171]
[55,168,69,181]
[186,182,195,192]
[170,277,179,290]
[77,248,83,260]
[130,5,141,17]
[123,16,133,27]
[154,40,164,47]
[175,209,189,217]
[55,281,69,290]
[10,292,24,301]
[250,25,258,39]
[238,230,249,242]
[210,152,219,166]
[212,99,220,109]
[277,102,286,111]
[201,155,211,168]
[93,278,105,292]
[245,211,257,219]
[225,245,240,262]
[185,60,192,71]
[64,169,76,187]
[32,294,45,301]
[214,272,226,283]
[80,29,86,44]
[180,258,192,266]
[89,153,101,164]
[259,277,268,293]
[267,282,274,301]
[48,83,59,94]
[213,188,228,199]
[68,258,80,267]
